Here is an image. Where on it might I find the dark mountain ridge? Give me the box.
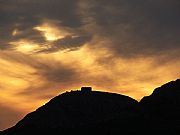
[140,79,180,120]
[1,79,180,135]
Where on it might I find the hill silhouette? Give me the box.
[139,79,180,134]
[1,79,180,135]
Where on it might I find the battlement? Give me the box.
[81,87,92,93]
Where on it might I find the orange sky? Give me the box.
[0,0,180,130]
[0,43,179,130]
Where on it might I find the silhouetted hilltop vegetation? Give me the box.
[1,80,180,135]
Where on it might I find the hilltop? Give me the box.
[1,79,180,135]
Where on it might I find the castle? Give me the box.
[81,87,92,93]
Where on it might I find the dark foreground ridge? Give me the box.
[1,79,180,135]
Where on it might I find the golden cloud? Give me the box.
[34,20,72,41]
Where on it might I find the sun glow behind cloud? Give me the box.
[10,40,42,53]
[12,29,19,36]
[34,22,70,41]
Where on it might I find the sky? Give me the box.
[0,0,180,130]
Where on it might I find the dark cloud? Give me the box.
[1,0,180,56]
[0,0,81,27]
[11,28,46,44]
[38,62,79,83]
[0,0,83,51]
[0,43,13,50]
[37,35,92,53]
[53,35,91,50]
[82,0,180,57]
